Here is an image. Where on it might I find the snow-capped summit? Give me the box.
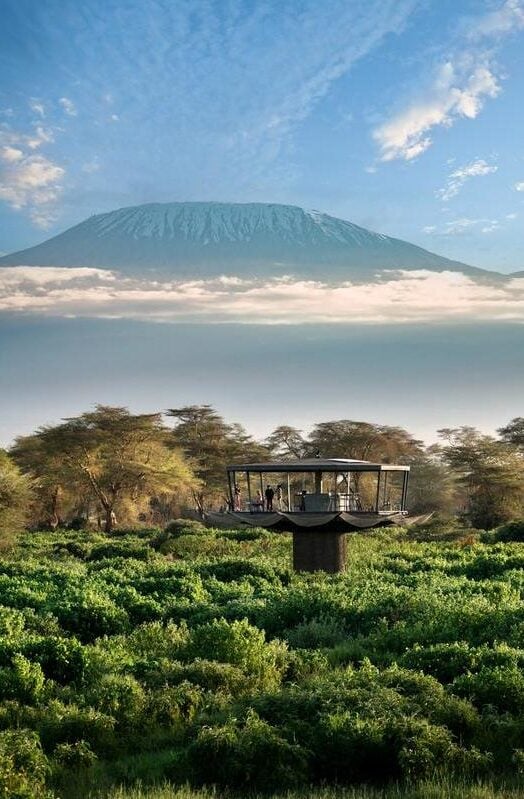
[1,201,491,279]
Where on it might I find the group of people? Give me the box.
[233,483,285,512]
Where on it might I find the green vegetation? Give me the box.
[0,523,521,796]
[0,450,32,548]
[1,406,524,795]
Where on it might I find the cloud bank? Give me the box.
[0,266,522,325]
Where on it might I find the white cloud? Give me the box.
[1,146,23,164]
[0,267,522,325]
[372,1,524,162]
[506,212,518,219]
[59,97,77,117]
[442,218,479,235]
[374,61,500,162]
[515,181,524,191]
[26,126,55,150]
[0,267,113,286]
[437,158,498,201]
[469,0,524,39]
[0,124,65,227]
[0,152,65,228]
[425,216,504,236]
[29,99,45,118]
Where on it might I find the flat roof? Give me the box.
[226,458,409,473]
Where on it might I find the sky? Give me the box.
[0,0,523,448]
[2,318,523,446]
[1,0,523,270]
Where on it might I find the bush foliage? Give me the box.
[0,524,521,796]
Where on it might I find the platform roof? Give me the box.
[226,458,409,473]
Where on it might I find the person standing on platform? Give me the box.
[234,484,242,511]
[265,484,275,511]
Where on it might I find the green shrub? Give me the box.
[186,619,288,689]
[23,636,89,684]
[39,702,116,755]
[395,718,462,779]
[86,674,146,726]
[284,615,348,649]
[145,682,204,729]
[494,520,524,542]
[152,520,207,551]
[217,528,268,542]
[179,660,246,694]
[187,709,308,789]
[124,620,190,659]
[0,655,45,705]
[53,540,91,559]
[50,594,129,641]
[0,729,50,798]
[314,711,396,782]
[87,542,153,561]
[453,666,524,714]
[53,739,97,768]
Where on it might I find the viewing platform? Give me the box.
[218,458,413,572]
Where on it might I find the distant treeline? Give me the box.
[1,404,523,538]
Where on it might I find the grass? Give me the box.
[98,779,524,799]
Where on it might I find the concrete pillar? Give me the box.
[292,529,346,573]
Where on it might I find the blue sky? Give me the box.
[0,0,523,448]
[1,0,523,270]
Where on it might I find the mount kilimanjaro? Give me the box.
[0,201,498,280]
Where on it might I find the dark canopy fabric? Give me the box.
[204,510,432,532]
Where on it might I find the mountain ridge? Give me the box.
[0,201,502,280]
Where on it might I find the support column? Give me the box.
[292,529,346,573]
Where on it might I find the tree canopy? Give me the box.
[438,426,524,529]
[4,405,524,531]
[12,406,194,532]
[0,450,33,545]
[168,405,269,512]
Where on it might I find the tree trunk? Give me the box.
[103,506,115,533]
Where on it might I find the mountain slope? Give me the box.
[0,201,495,279]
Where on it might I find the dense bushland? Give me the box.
[0,523,523,796]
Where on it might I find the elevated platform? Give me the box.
[223,457,417,572]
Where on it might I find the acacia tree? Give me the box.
[438,426,524,529]
[0,450,33,544]
[306,420,424,463]
[12,406,195,532]
[168,405,269,512]
[498,417,524,449]
[265,426,307,459]
[10,433,70,529]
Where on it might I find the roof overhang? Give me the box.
[226,459,410,473]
